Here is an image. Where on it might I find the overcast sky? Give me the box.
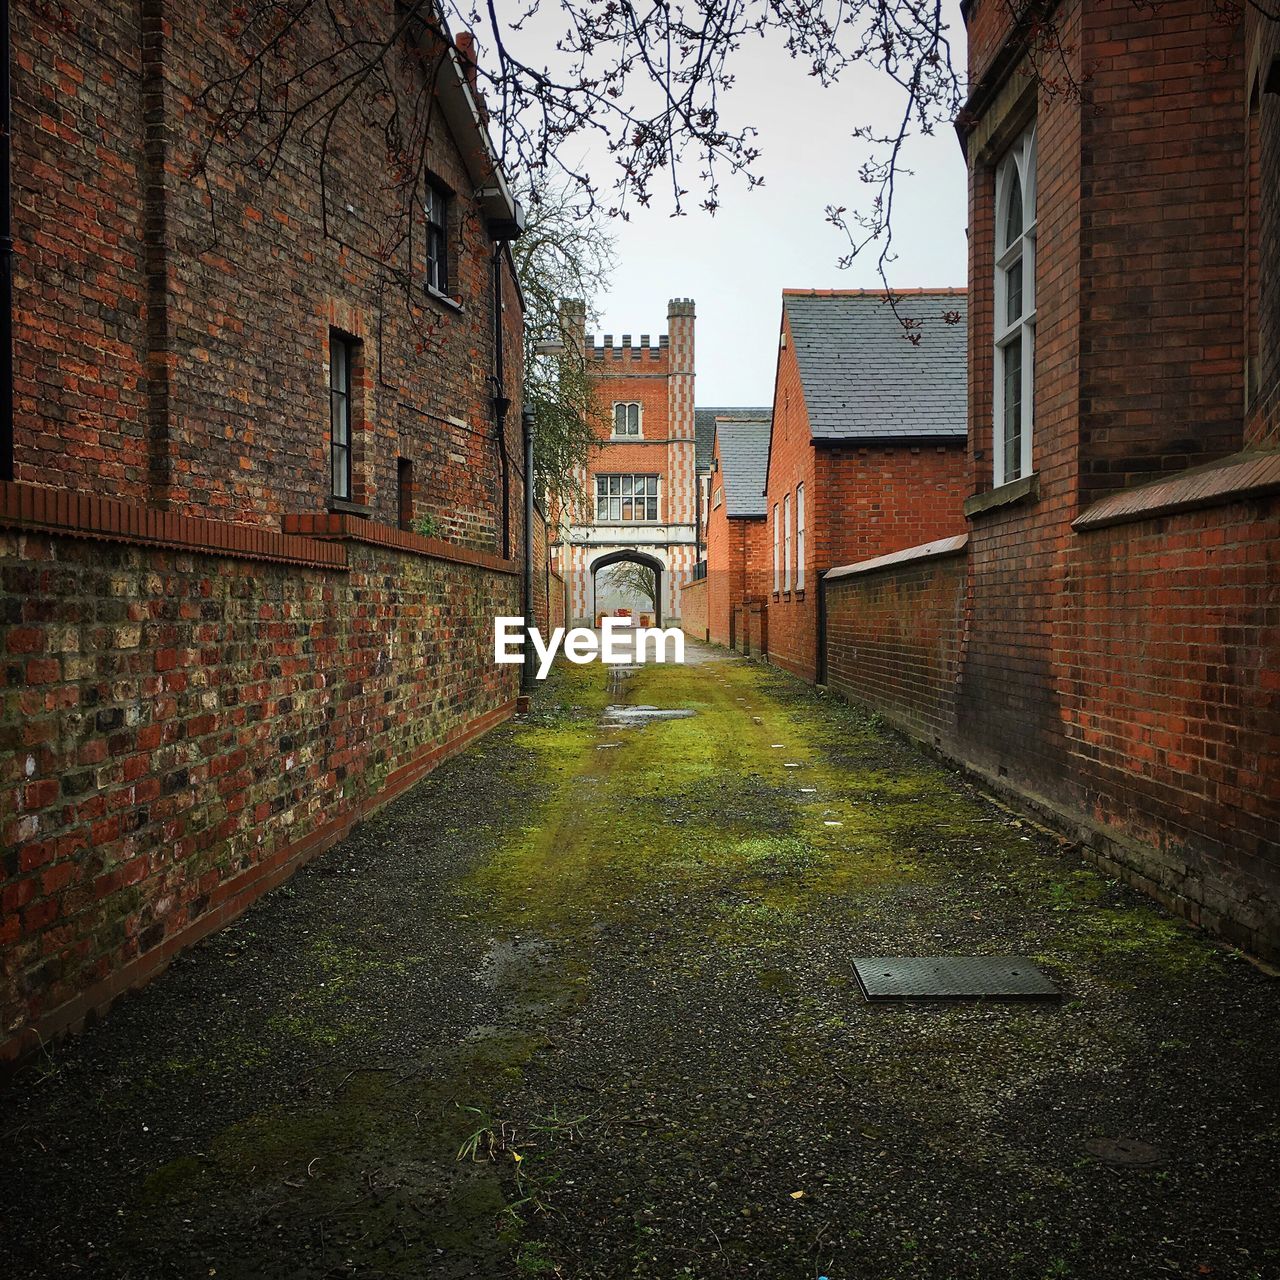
[574,8,970,405]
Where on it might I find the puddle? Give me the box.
[602,704,698,728]
[476,937,551,990]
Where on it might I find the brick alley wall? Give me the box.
[824,539,968,749]
[10,0,526,548]
[1,487,521,1059]
[679,578,707,642]
[822,0,1280,960]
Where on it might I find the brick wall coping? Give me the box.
[282,513,519,575]
[824,533,969,583]
[1072,449,1280,533]
[0,482,347,570]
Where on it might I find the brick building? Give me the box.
[823,2,1280,958]
[0,3,542,1057]
[695,414,771,647]
[762,290,970,682]
[554,300,703,624]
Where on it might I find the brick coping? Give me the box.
[1072,449,1280,532]
[0,482,521,577]
[282,512,519,575]
[824,534,969,582]
[0,696,518,1067]
[0,481,346,569]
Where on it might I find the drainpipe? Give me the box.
[1,0,14,483]
[492,242,511,559]
[521,404,536,698]
[694,467,702,563]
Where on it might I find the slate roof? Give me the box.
[782,290,967,441]
[714,418,772,518]
[694,406,771,470]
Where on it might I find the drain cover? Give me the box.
[852,956,1060,1001]
[1084,1137,1162,1167]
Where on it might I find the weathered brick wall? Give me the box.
[1,494,520,1058]
[823,0,1280,958]
[1248,7,1280,447]
[959,0,1086,794]
[823,486,1280,960]
[12,1,525,550]
[761,312,817,679]
[824,544,968,748]
[679,578,707,642]
[1061,498,1280,954]
[704,512,744,647]
[1077,1,1247,497]
[11,1,151,502]
[703,423,772,649]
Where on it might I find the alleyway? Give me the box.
[2,643,1278,1280]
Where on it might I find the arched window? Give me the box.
[613,402,642,436]
[994,125,1036,486]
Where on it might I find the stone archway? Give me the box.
[590,549,665,626]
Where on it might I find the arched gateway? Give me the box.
[590,549,665,627]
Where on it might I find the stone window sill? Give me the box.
[327,496,373,518]
[963,472,1039,518]
[424,284,464,314]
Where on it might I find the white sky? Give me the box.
[571,8,971,404]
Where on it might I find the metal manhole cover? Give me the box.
[1084,1137,1162,1167]
[851,956,1060,1001]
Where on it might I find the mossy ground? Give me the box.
[1,642,1277,1279]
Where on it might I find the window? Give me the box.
[425,180,450,295]
[397,457,414,530]
[783,493,792,591]
[329,331,356,500]
[713,486,722,510]
[772,503,780,592]
[994,124,1036,487]
[595,474,658,521]
[613,402,641,436]
[795,484,805,590]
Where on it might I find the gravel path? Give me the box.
[2,643,1278,1280]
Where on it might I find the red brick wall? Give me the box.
[821,0,1280,959]
[12,1,525,549]
[959,0,1086,790]
[0,491,521,1059]
[703,429,769,647]
[1062,499,1280,951]
[824,545,968,748]
[820,485,1280,959]
[679,578,707,642]
[11,1,151,502]
[2,3,535,1057]
[1248,7,1280,447]
[1076,1,1247,497]
[761,322,820,680]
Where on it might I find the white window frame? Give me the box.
[612,401,642,437]
[783,493,792,592]
[993,124,1036,488]
[595,473,659,522]
[772,503,780,593]
[795,484,805,591]
[713,485,722,510]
